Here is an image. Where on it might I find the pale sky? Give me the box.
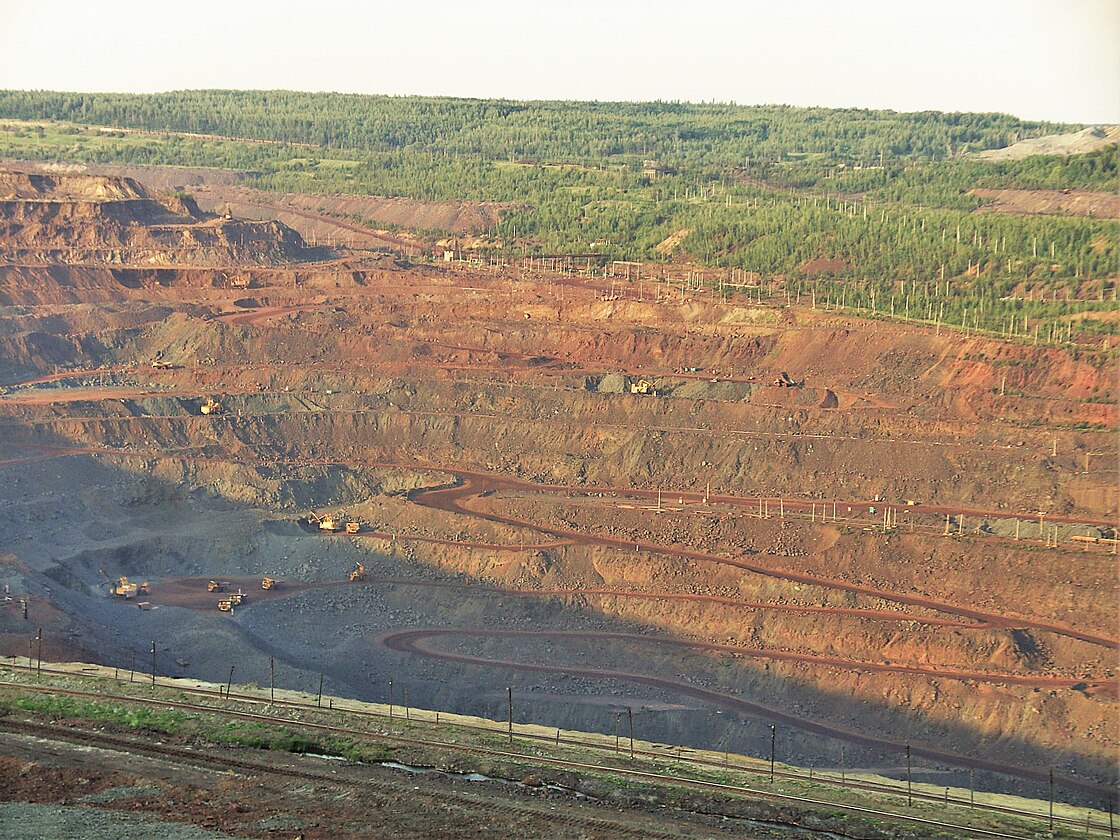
[1,0,1117,124]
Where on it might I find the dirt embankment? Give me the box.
[973,126,1120,161]
[5,161,516,237]
[0,169,311,266]
[192,184,514,236]
[970,188,1120,219]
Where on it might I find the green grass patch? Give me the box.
[1,693,186,734]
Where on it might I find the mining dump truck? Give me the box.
[261,577,276,590]
[217,597,233,612]
[345,520,361,534]
[349,562,367,582]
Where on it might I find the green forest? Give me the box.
[0,89,1115,340]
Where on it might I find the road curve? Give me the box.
[379,627,1116,797]
[379,627,1115,695]
[411,474,1119,650]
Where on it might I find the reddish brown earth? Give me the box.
[970,188,1120,219]
[0,169,1115,807]
[3,160,513,237]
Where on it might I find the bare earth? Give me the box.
[0,169,1115,827]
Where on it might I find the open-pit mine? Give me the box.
[0,168,1116,816]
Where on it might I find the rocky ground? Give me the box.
[0,169,1115,820]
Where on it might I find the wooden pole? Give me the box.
[628,707,634,759]
[907,744,913,806]
[770,725,776,781]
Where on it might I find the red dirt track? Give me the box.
[411,473,1119,650]
[378,628,1115,797]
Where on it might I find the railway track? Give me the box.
[0,717,675,840]
[3,665,1115,822]
[0,673,1088,838]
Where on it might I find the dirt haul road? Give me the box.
[379,627,1116,797]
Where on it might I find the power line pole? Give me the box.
[770,725,776,781]
[906,744,912,806]
[628,707,634,759]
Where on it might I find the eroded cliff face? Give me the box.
[0,170,309,266]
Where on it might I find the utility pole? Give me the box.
[150,640,156,688]
[226,665,234,698]
[906,744,912,806]
[1049,769,1054,832]
[507,686,513,743]
[770,725,776,781]
[270,656,275,704]
[628,707,634,759]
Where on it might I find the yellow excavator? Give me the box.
[308,510,343,532]
[349,562,367,583]
[200,396,222,415]
[101,569,145,599]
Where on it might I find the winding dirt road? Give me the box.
[379,628,1115,798]
[411,472,1119,650]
